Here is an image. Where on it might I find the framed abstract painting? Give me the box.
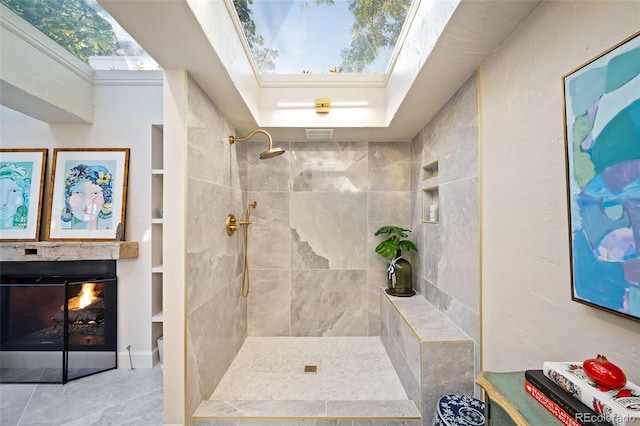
[563,31,640,322]
[46,148,129,241]
[0,149,47,241]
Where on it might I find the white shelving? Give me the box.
[151,124,164,364]
[421,160,440,224]
[422,160,439,180]
[422,186,439,223]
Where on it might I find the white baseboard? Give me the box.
[117,347,159,369]
[1,351,114,368]
[1,350,159,370]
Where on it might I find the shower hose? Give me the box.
[241,222,250,298]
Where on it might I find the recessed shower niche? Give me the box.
[422,186,440,223]
[422,160,439,180]
[422,160,440,223]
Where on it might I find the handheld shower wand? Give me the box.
[245,201,257,222]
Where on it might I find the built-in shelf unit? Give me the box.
[422,160,439,224]
[422,186,440,223]
[151,124,164,363]
[422,160,439,180]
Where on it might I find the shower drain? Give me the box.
[304,365,317,373]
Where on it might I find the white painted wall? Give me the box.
[480,1,640,382]
[0,72,163,369]
[161,69,188,426]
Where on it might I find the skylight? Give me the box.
[1,0,159,71]
[232,0,414,75]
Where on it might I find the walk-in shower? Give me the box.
[203,129,459,425]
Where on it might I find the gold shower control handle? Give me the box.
[226,214,237,236]
[226,214,251,236]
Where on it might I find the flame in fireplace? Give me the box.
[79,283,96,309]
[69,283,99,310]
[57,282,104,323]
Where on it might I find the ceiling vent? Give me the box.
[305,129,334,140]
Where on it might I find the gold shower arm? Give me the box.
[229,129,273,147]
[229,129,285,160]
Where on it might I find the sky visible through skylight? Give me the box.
[245,0,403,74]
[1,0,159,71]
[4,0,407,73]
[85,0,159,70]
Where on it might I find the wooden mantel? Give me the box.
[0,241,138,262]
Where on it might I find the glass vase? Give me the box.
[386,251,415,296]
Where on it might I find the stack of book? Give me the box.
[523,362,640,426]
[524,369,610,426]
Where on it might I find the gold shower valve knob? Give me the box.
[226,214,238,236]
[226,213,252,236]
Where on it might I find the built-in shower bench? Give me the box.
[380,288,475,424]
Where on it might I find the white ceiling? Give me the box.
[99,0,540,142]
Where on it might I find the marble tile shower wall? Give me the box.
[185,76,248,418]
[410,72,481,382]
[246,140,412,337]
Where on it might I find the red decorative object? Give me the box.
[583,355,627,390]
[543,361,639,426]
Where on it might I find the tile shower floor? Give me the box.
[211,337,408,400]
[194,337,421,424]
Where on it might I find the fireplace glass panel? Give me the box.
[0,280,65,383]
[1,260,117,384]
[65,279,117,382]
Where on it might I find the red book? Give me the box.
[524,379,581,426]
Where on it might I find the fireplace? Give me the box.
[0,260,117,384]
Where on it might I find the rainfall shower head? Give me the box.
[260,147,286,159]
[229,129,285,160]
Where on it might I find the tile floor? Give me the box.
[194,337,422,425]
[1,337,418,425]
[0,365,163,426]
[210,336,408,401]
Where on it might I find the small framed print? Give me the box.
[0,149,47,241]
[46,148,129,241]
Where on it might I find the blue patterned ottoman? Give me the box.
[433,394,486,426]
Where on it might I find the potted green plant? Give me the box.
[374,226,418,296]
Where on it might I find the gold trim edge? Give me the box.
[475,371,530,426]
[192,415,422,420]
[382,289,472,344]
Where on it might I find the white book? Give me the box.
[543,361,640,426]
